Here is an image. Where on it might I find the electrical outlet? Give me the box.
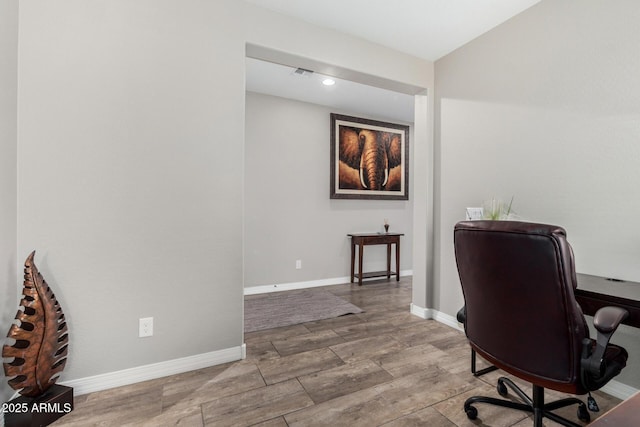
[139,317,153,337]
[296,260,302,269]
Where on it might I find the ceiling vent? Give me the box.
[293,67,314,76]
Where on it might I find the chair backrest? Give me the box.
[454,220,588,388]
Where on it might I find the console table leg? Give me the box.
[350,241,355,283]
[396,242,400,281]
[387,243,391,279]
[358,242,364,286]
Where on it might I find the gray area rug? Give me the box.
[244,289,364,333]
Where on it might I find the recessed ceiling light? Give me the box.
[322,78,336,86]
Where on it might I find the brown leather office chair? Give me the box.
[454,220,628,427]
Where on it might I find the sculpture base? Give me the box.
[4,385,73,427]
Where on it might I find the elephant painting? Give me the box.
[338,126,403,191]
[330,114,409,200]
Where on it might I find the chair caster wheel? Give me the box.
[497,380,508,396]
[577,404,590,422]
[465,405,478,420]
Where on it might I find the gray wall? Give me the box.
[244,92,413,289]
[435,0,640,388]
[0,0,18,404]
[16,0,247,380]
[9,0,432,388]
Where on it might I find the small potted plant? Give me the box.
[483,196,515,220]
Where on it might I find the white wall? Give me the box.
[244,92,413,289]
[0,0,18,404]
[17,0,246,381]
[435,0,640,387]
[10,0,433,391]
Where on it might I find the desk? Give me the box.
[467,274,640,377]
[589,391,640,427]
[576,274,640,328]
[348,232,403,286]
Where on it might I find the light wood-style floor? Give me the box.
[52,277,620,426]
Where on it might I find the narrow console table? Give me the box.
[348,232,403,286]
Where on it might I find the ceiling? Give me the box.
[244,0,541,123]
[245,0,540,61]
[245,57,416,123]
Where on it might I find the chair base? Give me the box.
[471,348,498,377]
[465,377,590,427]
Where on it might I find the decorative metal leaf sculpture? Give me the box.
[2,251,69,397]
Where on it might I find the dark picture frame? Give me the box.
[330,113,409,200]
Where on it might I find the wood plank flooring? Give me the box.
[52,277,621,426]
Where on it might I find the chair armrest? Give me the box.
[594,306,628,333]
[582,306,628,378]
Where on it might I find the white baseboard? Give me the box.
[410,303,434,321]
[58,344,245,396]
[410,303,464,332]
[410,304,639,400]
[245,270,413,295]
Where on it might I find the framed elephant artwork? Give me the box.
[330,113,409,200]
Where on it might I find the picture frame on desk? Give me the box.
[330,113,409,200]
